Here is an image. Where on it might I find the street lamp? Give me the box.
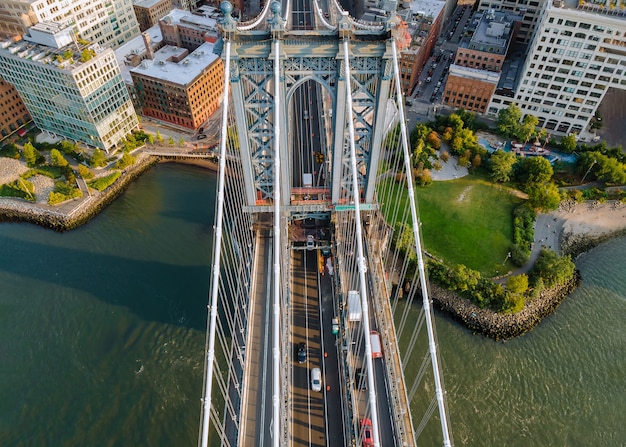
[581,158,596,184]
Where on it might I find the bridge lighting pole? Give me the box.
[391,40,453,447]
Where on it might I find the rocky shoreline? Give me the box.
[430,272,581,341]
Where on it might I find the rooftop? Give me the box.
[129,41,219,86]
[114,24,164,84]
[464,10,522,54]
[0,33,108,72]
[406,0,446,20]
[133,0,168,8]
[161,7,219,31]
[557,0,626,18]
[448,63,501,83]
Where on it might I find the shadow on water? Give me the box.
[0,232,211,331]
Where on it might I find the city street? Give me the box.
[409,4,474,112]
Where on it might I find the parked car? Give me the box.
[197,134,208,140]
[306,234,315,250]
[426,77,432,83]
[311,367,322,392]
[297,342,306,363]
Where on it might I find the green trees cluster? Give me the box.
[89,148,107,168]
[427,246,575,314]
[115,151,136,169]
[578,151,626,185]
[510,205,535,266]
[23,142,44,167]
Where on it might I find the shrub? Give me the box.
[89,149,107,168]
[87,171,121,191]
[78,164,94,179]
[0,143,20,159]
[115,151,135,169]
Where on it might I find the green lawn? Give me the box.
[379,175,524,276]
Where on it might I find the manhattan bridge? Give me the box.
[198,1,453,446]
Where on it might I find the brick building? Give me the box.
[133,0,173,32]
[0,76,31,141]
[443,9,521,113]
[396,0,446,95]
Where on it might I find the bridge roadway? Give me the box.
[239,227,397,446]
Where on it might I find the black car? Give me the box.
[297,342,306,363]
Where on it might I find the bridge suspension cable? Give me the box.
[342,37,383,447]
[390,39,453,447]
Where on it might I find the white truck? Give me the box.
[347,290,362,322]
[303,173,313,188]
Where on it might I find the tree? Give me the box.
[496,103,522,137]
[490,150,517,182]
[168,136,175,146]
[458,149,471,168]
[147,133,155,145]
[90,148,107,168]
[527,182,562,210]
[447,113,465,133]
[77,164,93,179]
[155,130,163,143]
[472,154,482,169]
[50,149,69,167]
[517,114,539,143]
[426,131,441,150]
[440,151,450,163]
[450,264,481,292]
[507,274,529,294]
[179,137,186,146]
[22,142,41,167]
[442,127,453,142]
[560,134,578,153]
[532,249,575,288]
[517,156,553,188]
[450,135,463,155]
[456,109,476,130]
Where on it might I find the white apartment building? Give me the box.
[488,0,626,136]
[0,22,138,151]
[0,0,140,49]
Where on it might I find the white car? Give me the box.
[306,234,315,250]
[311,367,322,392]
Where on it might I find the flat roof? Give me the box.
[407,0,446,19]
[114,24,164,84]
[161,8,219,30]
[129,41,219,86]
[553,0,626,20]
[132,0,167,8]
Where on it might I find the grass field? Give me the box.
[379,174,525,276]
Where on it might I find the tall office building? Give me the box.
[0,23,139,151]
[0,0,140,49]
[489,0,626,135]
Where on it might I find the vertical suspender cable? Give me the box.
[272,37,282,447]
[390,39,453,447]
[342,38,382,447]
[200,39,231,447]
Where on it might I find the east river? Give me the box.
[1,163,624,446]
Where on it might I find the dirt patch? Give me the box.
[458,186,473,202]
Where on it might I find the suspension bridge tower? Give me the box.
[198,1,453,447]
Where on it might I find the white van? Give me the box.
[370,331,383,359]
